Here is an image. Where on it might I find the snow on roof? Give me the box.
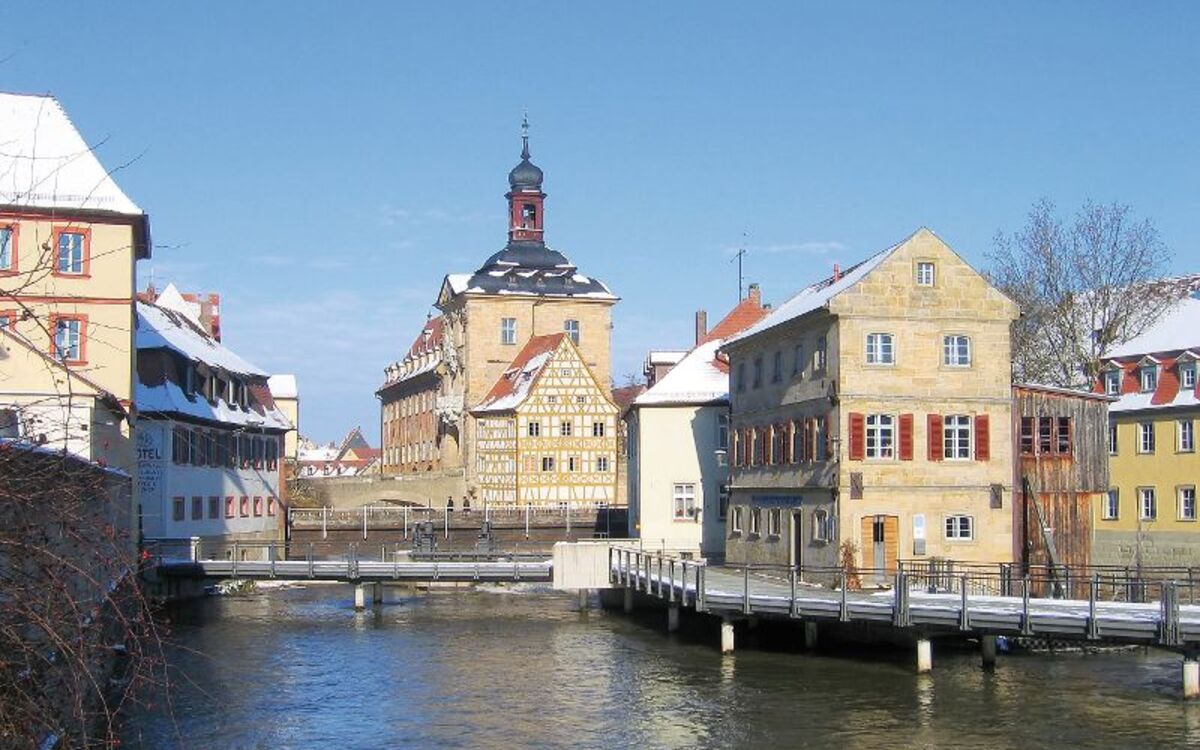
[268,374,298,399]
[136,378,291,430]
[153,283,203,327]
[634,340,729,406]
[1108,296,1200,359]
[446,273,472,295]
[724,240,902,345]
[473,334,564,413]
[0,93,143,215]
[137,301,267,377]
[1110,388,1200,414]
[647,350,687,365]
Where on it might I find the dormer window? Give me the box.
[1184,365,1197,390]
[1105,370,1120,396]
[1141,366,1158,393]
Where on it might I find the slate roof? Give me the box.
[442,241,616,301]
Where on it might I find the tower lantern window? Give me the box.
[522,203,537,227]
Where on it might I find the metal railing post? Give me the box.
[789,567,797,618]
[698,564,707,612]
[959,574,969,631]
[839,572,849,622]
[743,565,751,615]
[322,505,328,540]
[1021,576,1033,635]
[892,572,909,627]
[1087,573,1099,640]
[657,555,664,598]
[669,559,675,604]
[1161,581,1181,646]
[403,507,409,540]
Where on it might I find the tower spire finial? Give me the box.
[521,110,530,160]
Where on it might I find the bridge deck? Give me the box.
[158,558,552,584]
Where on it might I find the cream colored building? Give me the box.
[379,129,617,502]
[0,93,150,476]
[472,333,618,505]
[268,374,300,463]
[722,229,1019,581]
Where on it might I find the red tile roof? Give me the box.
[476,333,567,411]
[408,316,444,358]
[699,296,769,345]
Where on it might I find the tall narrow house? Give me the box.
[722,229,1019,580]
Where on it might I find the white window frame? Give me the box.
[1138,422,1155,454]
[865,414,895,460]
[528,421,541,438]
[1140,366,1157,393]
[0,225,12,271]
[672,483,698,521]
[1139,487,1157,521]
[812,509,830,543]
[1179,419,1194,453]
[1180,486,1197,522]
[1108,422,1118,456]
[944,515,974,540]
[916,261,936,286]
[815,336,827,372]
[560,420,572,437]
[749,507,761,536]
[501,317,517,345]
[717,414,729,451]
[592,421,606,437]
[597,455,609,472]
[767,508,782,536]
[1105,371,1120,396]
[564,319,580,344]
[943,415,972,460]
[57,231,85,274]
[1103,489,1119,520]
[1184,365,1197,390]
[731,506,743,534]
[541,456,555,472]
[865,333,895,365]
[53,318,82,362]
[942,335,971,367]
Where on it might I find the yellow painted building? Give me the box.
[1096,296,1200,567]
[472,333,618,505]
[0,93,150,474]
[723,229,1019,578]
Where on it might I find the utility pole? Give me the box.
[729,232,748,300]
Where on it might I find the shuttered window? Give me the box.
[848,413,865,461]
[898,414,914,461]
[975,414,990,461]
[927,414,943,461]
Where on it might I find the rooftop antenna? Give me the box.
[729,232,748,300]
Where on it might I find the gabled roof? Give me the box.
[137,300,267,377]
[724,235,906,345]
[1108,296,1200,359]
[0,93,144,217]
[268,374,298,399]
[699,294,770,345]
[473,333,566,413]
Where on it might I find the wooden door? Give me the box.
[861,515,899,582]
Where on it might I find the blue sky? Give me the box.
[5,3,1198,443]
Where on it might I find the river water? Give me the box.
[120,584,1200,749]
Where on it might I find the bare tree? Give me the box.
[989,198,1179,388]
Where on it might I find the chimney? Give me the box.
[695,310,708,345]
[833,264,841,282]
[747,283,762,308]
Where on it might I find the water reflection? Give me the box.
[121,585,1196,749]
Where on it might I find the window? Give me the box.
[1139,487,1157,520]
[673,483,697,520]
[1185,366,1197,390]
[592,421,606,437]
[191,497,203,521]
[576,395,586,404]
[1138,422,1155,454]
[866,333,894,365]
[1181,487,1197,521]
[792,344,804,377]
[172,426,189,464]
[1103,489,1119,520]
[865,414,894,459]
[541,456,555,472]
[1105,371,1121,395]
[1141,366,1157,393]
[597,456,610,472]
[944,515,973,540]
[751,428,764,465]
[225,496,235,518]
[0,225,13,271]
[1109,422,1118,456]
[812,509,830,543]
[528,421,541,437]
[52,317,84,363]
[750,507,761,536]
[772,351,782,383]
[253,497,263,517]
[55,229,87,275]
[1038,417,1053,454]
[0,408,19,439]
[717,414,729,451]
[943,415,971,459]
[1055,417,1072,454]
[916,261,935,286]
[240,496,250,518]
[1179,420,1194,453]
[172,497,185,522]
[267,438,279,470]
[521,203,537,227]
[208,496,220,519]
[568,456,579,471]
[501,317,517,345]
[814,336,827,372]
[752,356,763,388]
[731,506,743,534]
[942,335,971,367]
[1020,417,1035,455]
[267,497,277,517]
[736,362,746,393]
[560,420,572,437]
[719,485,730,520]
[564,319,580,344]
[771,425,786,464]
[767,508,781,536]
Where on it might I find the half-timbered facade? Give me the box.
[472,333,618,506]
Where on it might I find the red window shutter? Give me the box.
[927,414,943,461]
[898,413,914,461]
[975,414,990,461]
[848,413,865,461]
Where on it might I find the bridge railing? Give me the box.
[288,502,625,540]
[143,537,548,566]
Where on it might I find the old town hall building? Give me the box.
[378,128,618,503]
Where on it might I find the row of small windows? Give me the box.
[1104,362,1197,395]
[182,361,253,412]
[171,426,279,471]
[729,506,834,543]
[1108,419,1195,455]
[1103,486,1196,522]
[1018,416,1074,456]
[386,390,436,420]
[528,420,607,437]
[0,224,90,276]
[172,495,277,522]
[736,336,827,392]
[500,318,581,345]
[527,455,610,472]
[732,418,829,467]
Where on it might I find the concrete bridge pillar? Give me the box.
[373,582,384,606]
[667,605,680,633]
[578,589,590,611]
[623,586,634,614]
[916,638,932,674]
[980,634,997,670]
[721,617,736,654]
[803,621,818,650]
[354,583,367,611]
[1184,654,1200,700]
